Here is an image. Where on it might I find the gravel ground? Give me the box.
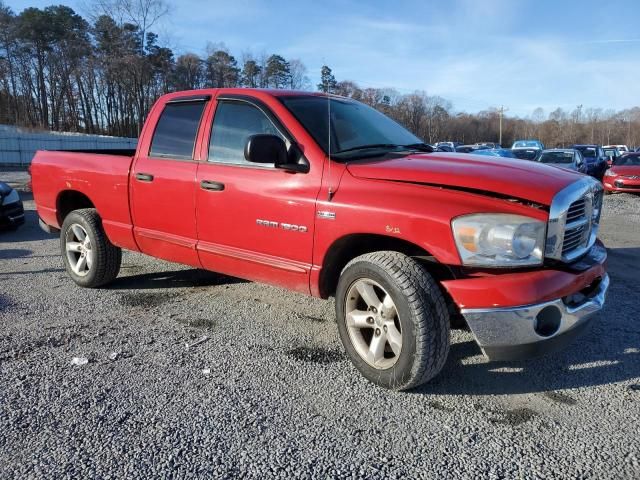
[1,169,639,479]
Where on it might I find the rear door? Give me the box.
[195,96,320,293]
[130,97,208,267]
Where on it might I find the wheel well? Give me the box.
[56,190,95,224]
[318,234,455,299]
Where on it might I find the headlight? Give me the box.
[452,214,546,267]
[2,189,19,205]
[604,169,615,177]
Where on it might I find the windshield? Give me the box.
[603,148,617,157]
[613,155,640,166]
[539,151,574,164]
[513,141,540,148]
[280,96,422,158]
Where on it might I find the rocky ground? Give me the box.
[1,169,639,479]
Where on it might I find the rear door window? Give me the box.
[149,102,206,159]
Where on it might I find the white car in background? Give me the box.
[604,145,629,154]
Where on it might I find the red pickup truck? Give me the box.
[32,88,609,390]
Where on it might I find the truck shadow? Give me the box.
[108,268,247,290]
[418,246,640,396]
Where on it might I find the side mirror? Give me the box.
[244,134,310,173]
[244,134,287,165]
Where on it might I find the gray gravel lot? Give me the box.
[1,168,639,479]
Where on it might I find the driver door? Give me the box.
[195,97,320,293]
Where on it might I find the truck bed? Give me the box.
[31,150,136,250]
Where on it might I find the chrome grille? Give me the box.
[566,198,586,223]
[562,224,587,254]
[545,178,603,263]
[562,198,590,256]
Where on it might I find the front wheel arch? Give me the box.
[318,233,454,299]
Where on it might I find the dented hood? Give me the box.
[346,152,582,205]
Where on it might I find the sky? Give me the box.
[6,0,640,117]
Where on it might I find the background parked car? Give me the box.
[474,142,501,148]
[455,144,491,153]
[511,139,544,161]
[473,148,517,158]
[512,139,545,149]
[511,148,541,161]
[435,144,455,152]
[602,146,621,166]
[572,144,608,180]
[537,149,587,174]
[435,141,462,151]
[0,181,25,230]
[603,144,629,154]
[603,152,640,193]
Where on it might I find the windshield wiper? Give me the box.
[400,143,434,152]
[334,144,400,155]
[334,143,435,156]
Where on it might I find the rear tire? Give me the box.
[335,251,450,390]
[60,209,121,288]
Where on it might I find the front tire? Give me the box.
[335,251,450,390]
[60,209,121,288]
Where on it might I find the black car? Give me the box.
[0,181,25,229]
[455,144,491,153]
[511,148,541,161]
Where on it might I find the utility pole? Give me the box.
[498,106,508,146]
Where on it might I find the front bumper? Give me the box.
[461,273,609,361]
[604,178,640,192]
[0,200,25,228]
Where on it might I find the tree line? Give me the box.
[1,1,638,147]
[0,1,310,137]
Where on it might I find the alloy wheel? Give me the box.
[65,223,93,277]
[344,278,403,369]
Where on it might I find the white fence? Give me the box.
[0,125,137,166]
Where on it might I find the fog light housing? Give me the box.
[534,306,562,337]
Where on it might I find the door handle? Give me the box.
[200,180,225,192]
[136,173,154,182]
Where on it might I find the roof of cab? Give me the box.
[160,88,332,102]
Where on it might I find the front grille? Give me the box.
[615,182,640,189]
[566,198,586,223]
[546,178,603,263]
[561,192,601,260]
[562,224,587,254]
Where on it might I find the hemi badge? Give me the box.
[317,211,336,220]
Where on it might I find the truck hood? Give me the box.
[346,153,582,205]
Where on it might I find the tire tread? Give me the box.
[340,251,450,390]
[61,209,121,288]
